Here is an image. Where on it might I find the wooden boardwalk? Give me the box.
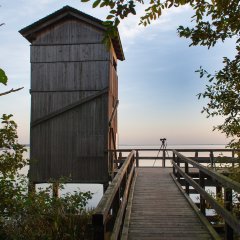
[126,168,213,240]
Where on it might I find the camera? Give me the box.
[160,138,167,146]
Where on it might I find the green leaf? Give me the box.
[0,68,8,85]
[81,0,90,2]
[130,7,136,15]
[92,0,101,8]
[114,17,120,27]
[100,2,106,7]
[106,15,115,19]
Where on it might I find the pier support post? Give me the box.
[103,182,109,193]
[92,214,105,240]
[224,187,233,240]
[28,181,36,194]
[52,182,59,198]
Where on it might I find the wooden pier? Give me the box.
[125,168,213,240]
[92,149,240,240]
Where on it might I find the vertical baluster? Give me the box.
[199,171,206,215]
[118,151,122,169]
[163,149,166,167]
[185,162,189,195]
[232,150,234,168]
[216,183,222,199]
[173,153,176,176]
[177,156,180,182]
[136,150,139,168]
[224,187,233,240]
[210,151,214,169]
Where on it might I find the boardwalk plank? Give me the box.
[126,168,213,240]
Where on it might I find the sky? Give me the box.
[0,0,236,146]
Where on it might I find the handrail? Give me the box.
[92,150,136,240]
[111,148,239,168]
[173,150,240,192]
[172,149,240,240]
[109,148,240,152]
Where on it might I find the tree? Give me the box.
[0,66,24,97]
[0,23,23,96]
[84,0,240,148]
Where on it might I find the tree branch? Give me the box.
[0,87,24,97]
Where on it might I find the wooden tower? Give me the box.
[19,6,124,184]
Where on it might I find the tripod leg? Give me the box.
[153,144,163,166]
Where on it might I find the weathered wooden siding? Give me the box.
[29,17,115,183]
[31,44,109,63]
[32,19,104,45]
[30,95,109,183]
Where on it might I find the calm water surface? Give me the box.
[18,144,229,208]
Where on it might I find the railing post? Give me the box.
[216,184,222,198]
[92,214,105,240]
[199,171,206,215]
[177,156,180,182]
[210,151,214,169]
[232,150,234,168]
[185,162,189,195]
[118,151,122,168]
[136,150,139,167]
[173,152,176,176]
[163,149,166,167]
[224,187,233,240]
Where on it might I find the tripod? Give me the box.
[153,138,169,166]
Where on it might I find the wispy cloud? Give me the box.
[119,4,192,46]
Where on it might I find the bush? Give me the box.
[0,114,93,240]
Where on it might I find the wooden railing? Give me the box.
[92,150,136,240]
[110,148,238,167]
[172,150,240,240]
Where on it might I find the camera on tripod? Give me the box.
[160,138,167,146]
[153,137,168,166]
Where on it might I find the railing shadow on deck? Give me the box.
[92,150,135,240]
[172,150,240,240]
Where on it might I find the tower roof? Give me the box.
[19,5,124,61]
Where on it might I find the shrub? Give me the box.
[0,114,93,240]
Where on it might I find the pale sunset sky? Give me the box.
[0,0,236,145]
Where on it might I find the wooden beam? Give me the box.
[31,87,108,127]
[108,100,119,127]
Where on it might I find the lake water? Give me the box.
[16,144,231,208]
